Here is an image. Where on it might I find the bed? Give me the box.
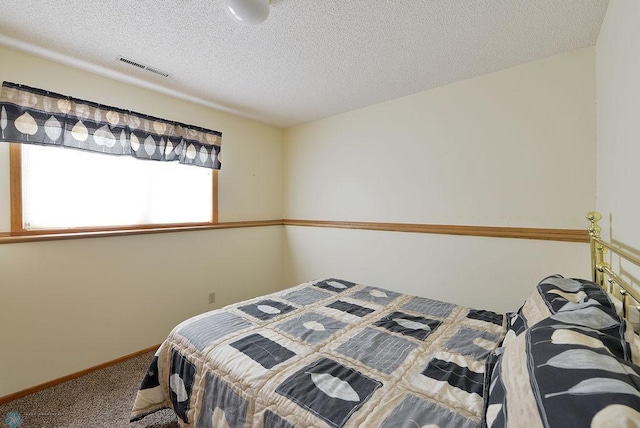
[130,212,640,427]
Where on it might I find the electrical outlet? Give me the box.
[208,292,216,304]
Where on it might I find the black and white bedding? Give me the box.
[131,278,505,427]
[131,276,640,427]
[485,275,640,427]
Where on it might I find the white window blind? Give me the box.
[21,144,212,230]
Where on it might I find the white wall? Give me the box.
[284,48,596,312]
[595,0,640,284]
[0,45,284,397]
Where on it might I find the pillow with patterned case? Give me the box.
[483,318,640,428]
[502,275,636,355]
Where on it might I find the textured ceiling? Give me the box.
[0,0,609,128]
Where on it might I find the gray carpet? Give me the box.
[0,351,178,428]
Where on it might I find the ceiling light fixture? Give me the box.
[224,0,270,25]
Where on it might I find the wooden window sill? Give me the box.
[0,220,284,244]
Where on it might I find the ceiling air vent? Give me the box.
[117,56,171,78]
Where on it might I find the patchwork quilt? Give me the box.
[131,278,505,427]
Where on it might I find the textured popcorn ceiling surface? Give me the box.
[0,0,608,128]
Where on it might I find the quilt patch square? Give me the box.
[177,312,252,351]
[276,312,348,345]
[282,287,331,305]
[313,278,356,293]
[467,309,504,326]
[444,327,501,359]
[335,328,417,374]
[380,394,477,428]
[197,373,249,428]
[169,350,197,424]
[421,358,485,396]
[326,300,375,317]
[350,286,401,305]
[275,358,381,428]
[263,410,295,428]
[238,299,296,321]
[374,311,442,341]
[402,297,457,318]
[139,355,160,390]
[230,333,296,369]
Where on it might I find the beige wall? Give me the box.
[0,227,282,397]
[595,0,640,282]
[0,45,285,397]
[0,40,603,397]
[283,226,588,313]
[284,48,596,312]
[0,44,284,226]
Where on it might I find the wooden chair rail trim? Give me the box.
[0,219,588,244]
[283,219,589,243]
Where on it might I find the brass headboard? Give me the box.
[587,211,640,324]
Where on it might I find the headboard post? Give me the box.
[586,211,609,290]
[586,211,640,326]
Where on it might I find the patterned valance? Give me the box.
[0,81,222,169]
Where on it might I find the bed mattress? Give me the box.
[131,278,505,427]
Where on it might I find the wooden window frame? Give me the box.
[8,143,218,238]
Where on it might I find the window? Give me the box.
[10,143,218,235]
